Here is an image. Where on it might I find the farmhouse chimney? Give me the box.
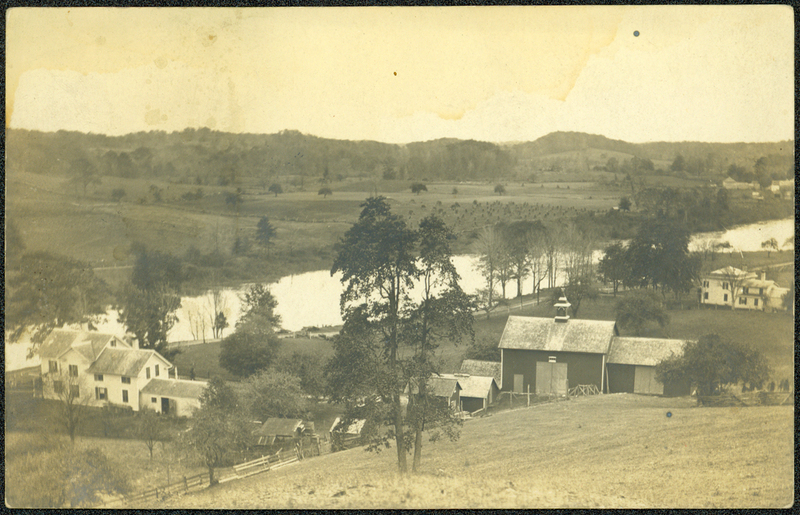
[760,271,766,281]
[554,296,571,323]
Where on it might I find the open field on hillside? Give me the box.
[139,394,794,509]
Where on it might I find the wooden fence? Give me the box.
[99,472,210,507]
[232,449,298,478]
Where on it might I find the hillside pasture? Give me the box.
[141,394,794,508]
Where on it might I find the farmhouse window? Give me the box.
[49,360,59,373]
[754,298,759,306]
[155,364,160,377]
[703,280,709,288]
[121,376,131,384]
[759,288,764,295]
[53,380,64,394]
[739,297,746,305]
[122,390,129,403]
[110,340,116,347]
[722,282,729,290]
[703,292,709,300]
[146,367,151,379]
[151,397,157,403]
[724,294,728,302]
[95,387,107,400]
[70,385,80,398]
[742,287,749,294]
[94,374,104,381]
[69,364,79,377]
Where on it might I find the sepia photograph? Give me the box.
[5,5,795,508]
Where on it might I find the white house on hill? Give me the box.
[700,267,788,312]
[39,329,206,416]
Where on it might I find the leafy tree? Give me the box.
[618,196,632,211]
[129,245,185,292]
[463,334,501,362]
[111,188,126,202]
[329,198,470,474]
[410,182,428,195]
[670,154,685,173]
[68,156,101,197]
[6,439,131,507]
[138,408,167,461]
[598,242,627,296]
[614,290,670,336]
[761,237,778,258]
[219,312,281,377]
[559,225,598,318]
[318,187,333,198]
[276,351,328,398]
[225,189,243,208]
[6,251,110,346]
[117,283,181,358]
[182,378,251,486]
[500,221,544,299]
[213,311,229,339]
[783,235,794,251]
[656,334,770,401]
[268,183,283,197]
[494,184,506,195]
[239,283,281,328]
[474,226,505,314]
[255,216,277,249]
[451,187,459,196]
[243,369,308,421]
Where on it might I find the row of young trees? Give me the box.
[474,221,598,317]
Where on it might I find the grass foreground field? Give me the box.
[138,394,793,509]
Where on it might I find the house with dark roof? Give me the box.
[498,298,690,396]
[39,329,205,415]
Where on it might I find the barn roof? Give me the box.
[440,373,497,399]
[254,418,304,437]
[140,379,207,399]
[407,376,461,397]
[39,329,126,361]
[459,359,501,384]
[86,348,170,377]
[330,417,366,435]
[607,337,688,367]
[498,316,617,354]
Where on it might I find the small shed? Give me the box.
[139,379,207,417]
[606,337,690,396]
[407,376,461,410]
[253,418,305,446]
[440,373,499,413]
[459,359,501,384]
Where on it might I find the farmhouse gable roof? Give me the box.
[39,329,128,361]
[607,337,688,367]
[86,348,171,377]
[498,316,617,354]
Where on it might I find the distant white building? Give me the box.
[699,267,788,312]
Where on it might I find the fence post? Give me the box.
[183,475,188,493]
[527,384,530,407]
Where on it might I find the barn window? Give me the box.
[151,397,157,403]
[94,374,104,381]
[121,376,131,384]
[122,390,129,403]
[69,365,79,377]
[548,356,557,363]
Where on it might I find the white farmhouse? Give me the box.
[699,267,788,312]
[39,329,206,415]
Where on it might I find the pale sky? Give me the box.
[6,6,794,144]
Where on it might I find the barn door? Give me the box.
[536,362,568,395]
[634,366,664,395]
[513,374,524,394]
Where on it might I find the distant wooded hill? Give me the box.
[6,128,793,186]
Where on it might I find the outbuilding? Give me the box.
[440,373,500,413]
[253,418,305,446]
[139,378,208,417]
[606,337,691,395]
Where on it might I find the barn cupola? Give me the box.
[554,296,571,323]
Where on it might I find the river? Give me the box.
[6,217,793,370]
